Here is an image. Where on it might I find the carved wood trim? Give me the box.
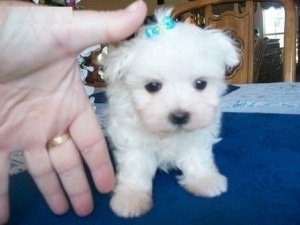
[172,0,296,83]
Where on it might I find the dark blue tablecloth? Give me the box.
[8,112,300,225]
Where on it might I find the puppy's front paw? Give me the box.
[180,172,227,197]
[110,188,152,218]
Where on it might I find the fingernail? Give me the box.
[126,0,143,12]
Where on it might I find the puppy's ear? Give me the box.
[211,30,241,72]
[103,43,133,83]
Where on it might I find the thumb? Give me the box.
[68,0,147,52]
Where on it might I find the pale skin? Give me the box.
[0,0,147,224]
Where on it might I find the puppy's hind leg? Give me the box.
[110,151,157,218]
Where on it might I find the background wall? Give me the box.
[80,0,188,15]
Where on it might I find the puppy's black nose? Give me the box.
[169,111,190,125]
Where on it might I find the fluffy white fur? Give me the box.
[103,8,240,218]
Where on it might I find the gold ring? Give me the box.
[47,132,71,149]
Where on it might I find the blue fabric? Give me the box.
[8,112,300,225]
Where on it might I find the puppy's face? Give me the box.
[104,23,240,135]
[126,63,224,135]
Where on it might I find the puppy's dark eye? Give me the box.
[145,82,162,93]
[194,79,207,90]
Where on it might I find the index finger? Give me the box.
[69,104,115,194]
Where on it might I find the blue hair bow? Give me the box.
[145,16,176,38]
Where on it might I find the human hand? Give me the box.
[0,1,147,224]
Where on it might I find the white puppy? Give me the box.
[103,8,240,218]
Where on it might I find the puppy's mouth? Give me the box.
[141,111,216,136]
[153,124,195,136]
[148,120,215,137]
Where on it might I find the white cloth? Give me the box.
[221,82,300,114]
